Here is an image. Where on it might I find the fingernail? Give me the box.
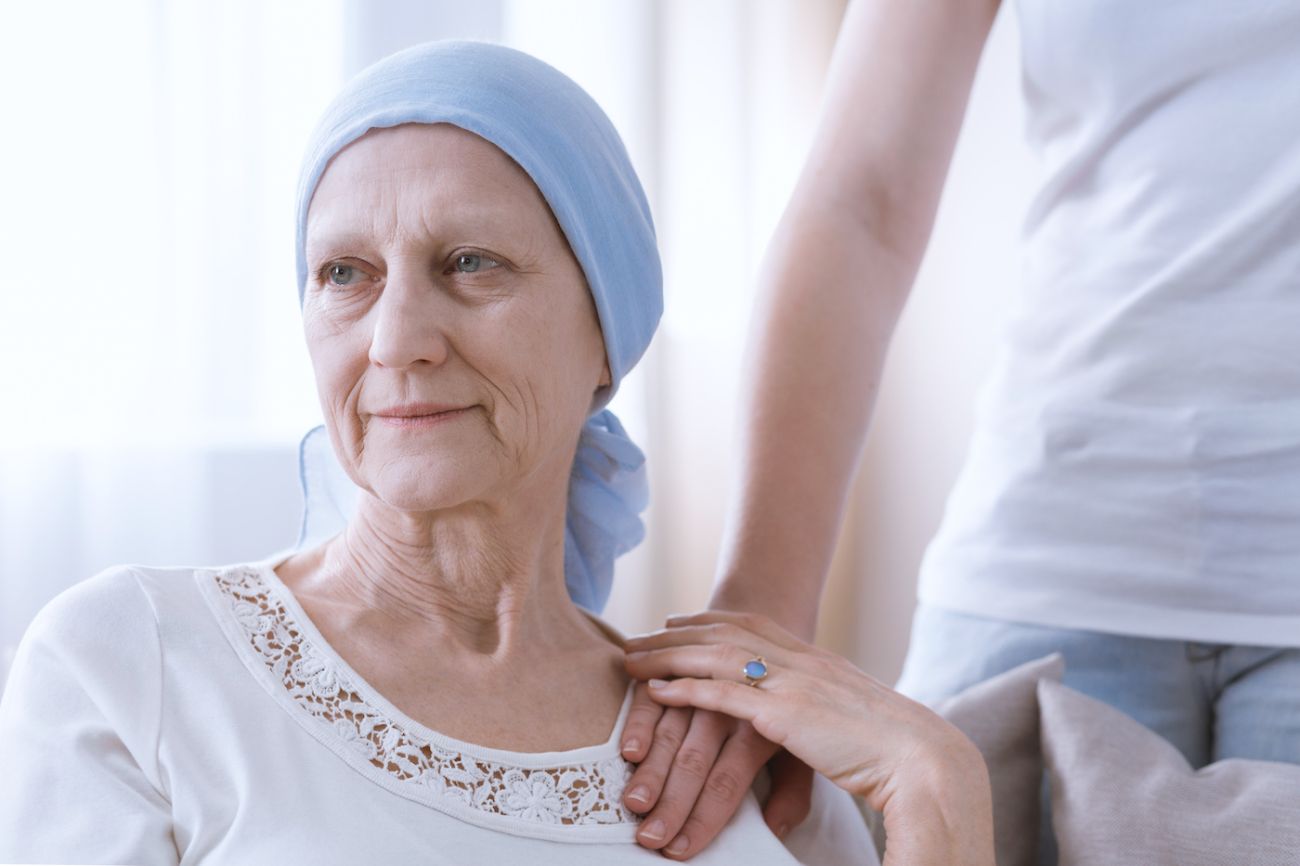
[648,679,670,689]
[777,824,790,839]
[640,818,666,842]
[666,835,690,855]
[625,785,649,806]
[621,738,641,756]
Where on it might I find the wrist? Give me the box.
[708,576,819,641]
[876,737,995,866]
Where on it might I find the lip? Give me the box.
[371,403,475,428]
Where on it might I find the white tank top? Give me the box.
[917,0,1300,645]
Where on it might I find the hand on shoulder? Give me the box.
[625,611,995,865]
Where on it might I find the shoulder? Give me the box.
[0,566,187,863]
[1,566,173,784]
[746,766,879,865]
[14,559,256,683]
[7,564,179,722]
[783,773,880,866]
[25,559,215,635]
[2,560,269,761]
[23,564,162,655]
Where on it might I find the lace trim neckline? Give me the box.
[197,554,640,842]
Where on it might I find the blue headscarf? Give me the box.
[292,41,661,613]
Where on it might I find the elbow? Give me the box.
[820,178,935,273]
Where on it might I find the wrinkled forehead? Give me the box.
[303,123,559,251]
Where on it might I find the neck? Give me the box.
[297,491,611,661]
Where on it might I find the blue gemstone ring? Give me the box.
[743,657,769,687]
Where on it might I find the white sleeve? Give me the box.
[751,767,881,866]
[782,774,881,866]
[0,567,179,866]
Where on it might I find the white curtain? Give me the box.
[0,1,346,681]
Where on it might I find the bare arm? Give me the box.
[622,1,1004,858]
[710,0,1001,638]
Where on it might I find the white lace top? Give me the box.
[0,554,879,865]
[208,561,638,833]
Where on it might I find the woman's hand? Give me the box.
[625,611,995,866]
[617,692,812,859]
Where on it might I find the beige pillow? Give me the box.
[939,653,1064,866]
[1039,679,1300,866]
[869,653,1064,866]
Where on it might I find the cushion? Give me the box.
[938,653,1064,866]
[868,653,1064,866]
[1039,679,1300,866]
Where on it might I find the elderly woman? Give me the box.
[0,42,992,865]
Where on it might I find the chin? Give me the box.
[362,453,495,514]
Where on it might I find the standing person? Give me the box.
[618,0,1300,861]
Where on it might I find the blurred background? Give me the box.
[0,0,1033,692]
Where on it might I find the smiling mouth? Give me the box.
[372,406,474,428]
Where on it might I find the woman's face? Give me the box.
[302,123,610,513]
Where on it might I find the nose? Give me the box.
[367,263,451,370]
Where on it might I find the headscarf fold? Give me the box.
[293,40,662,612]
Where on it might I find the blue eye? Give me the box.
[325,263,364,286]
[454,253,501,273]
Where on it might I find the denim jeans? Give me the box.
[894,604,1300,864]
